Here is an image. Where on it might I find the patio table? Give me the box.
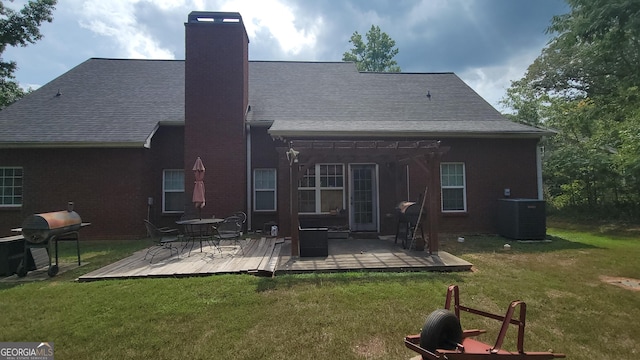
[176,218,223,255]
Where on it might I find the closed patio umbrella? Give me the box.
[192,157,206,218]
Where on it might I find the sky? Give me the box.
[3,0,569,112]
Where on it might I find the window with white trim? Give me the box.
[298,164,344,214]
[163,169,184,213]
[441,163,466,212]
[254,168,276,211]
[0,167,23,207]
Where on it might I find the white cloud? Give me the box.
[66,0,320,59]
[459,48,541,112]
[220,0,320,55]
[74,0,176,59]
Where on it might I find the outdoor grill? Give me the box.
[395,201,425,250]
[17,203,85,277]
[396,201,421,223]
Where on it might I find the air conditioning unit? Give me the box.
[497,199,546,240]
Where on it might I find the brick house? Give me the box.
[0,12,549,250]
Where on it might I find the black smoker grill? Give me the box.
[17,203,85,277]
[395,201,426,250]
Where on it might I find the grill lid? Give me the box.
[22,210,82,231]
[22,209,82,243]
[397,201,421,214]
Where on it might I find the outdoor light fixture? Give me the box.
[286,147,299,166]
[426,90,431,100]
[286,142,299,165]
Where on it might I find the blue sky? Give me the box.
[4,0,569,111]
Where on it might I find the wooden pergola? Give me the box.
[278,140,450,257]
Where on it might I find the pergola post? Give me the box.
[287,146,300,257]
[427,152,440,254]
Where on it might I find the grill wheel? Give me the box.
[47,265,59,277]
[16,261,27,278]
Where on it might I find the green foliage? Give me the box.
[501,78,551,126]
[0,0,56,109]
[342,25,401,72]
[534,0,640,98]
[504,0,640,219]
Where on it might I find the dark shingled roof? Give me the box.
[0,58,549,148]
[250,61,547,138]
[0,58,185,148]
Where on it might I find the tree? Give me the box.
[342,25,400,72]
[504,0,640,219]
[525,0,640,99]
[0,0,57,109]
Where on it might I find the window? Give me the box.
[254,169,276,211]
[441,163,466,212]
[0,167,23,207]
[298,164,344,214]
[163,169,184,213]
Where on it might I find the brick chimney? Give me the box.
[184,12,249,217]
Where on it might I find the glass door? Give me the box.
[349,164,378,232]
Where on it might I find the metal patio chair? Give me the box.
[213,216,244,254]
[143,220,180,263]
[232,211,247,224]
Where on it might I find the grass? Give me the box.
[0,223,638,359]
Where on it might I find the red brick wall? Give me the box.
[0,126,185,240]
[148,125,185,230]
[184,14,248,220]
[378,161,408,234]
[408,138,540,234]
[0,147,150,239]
[250,127,280,232]
[270,138,540,236]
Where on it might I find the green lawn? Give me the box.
[0,224,638,359]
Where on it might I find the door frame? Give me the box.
[348,163,380,232]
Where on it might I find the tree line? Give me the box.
[503,0,640,220]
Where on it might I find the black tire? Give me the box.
[419,309,463,352]
[47,265,59,277]
[16,261,27,278]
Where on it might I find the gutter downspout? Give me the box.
[536,142,543,200]
[406,165,410,201]
[245,107,252,232]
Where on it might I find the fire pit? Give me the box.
[17,202,89,277]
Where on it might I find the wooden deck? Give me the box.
[77,235,471,282]
[78,238,284,282]
[276,236,472,274]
